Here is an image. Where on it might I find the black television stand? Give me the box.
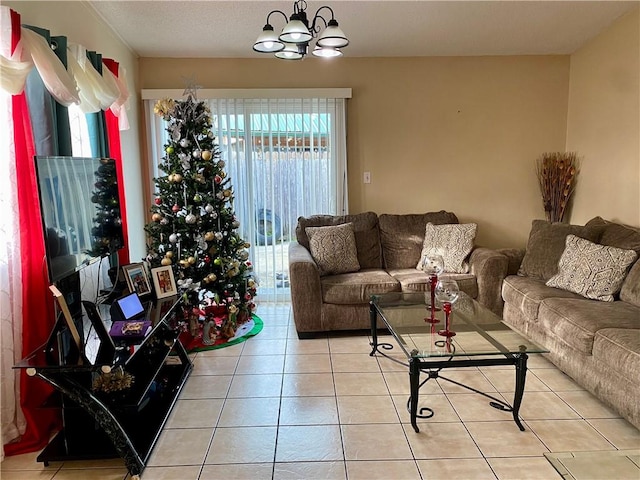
[15,296,191,479]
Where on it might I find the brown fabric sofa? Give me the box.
[289,211,508,337]
[500,217,640,429]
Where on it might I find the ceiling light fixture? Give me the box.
[253,0,349,60]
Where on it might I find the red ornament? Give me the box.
[154,197,162,205]
[172,204,180,212]
[215,175,222,184]
[204,255,211,264]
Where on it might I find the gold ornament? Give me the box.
[152,213,162,222]
[179,259,189,267]
[161,257,172,266]
[173,173,183,183]
[204,231,215,241]
[188,256,196,265]
[201,150,212,161]
[166,251,173,258]
[223,189,232,197]
[207,273,217,282]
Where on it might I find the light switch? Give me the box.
[363,171,371,184]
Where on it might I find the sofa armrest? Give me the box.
[469,247,509,316]
[497,248,526,276]
[288,241,323,336]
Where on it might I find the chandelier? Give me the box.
[253,0,349,60]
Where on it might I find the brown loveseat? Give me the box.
[500,217,640,429]
[289,211,508,337]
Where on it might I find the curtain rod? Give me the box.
[141,88,352,100]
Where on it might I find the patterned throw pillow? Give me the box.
[417,223,477,274]
[546,234,638,302]
[305,223,361,276]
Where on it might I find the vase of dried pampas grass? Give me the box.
[536,152,579,223]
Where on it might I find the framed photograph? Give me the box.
[122,263,152,297]
[151,266,178,299]
[49,285,84,364]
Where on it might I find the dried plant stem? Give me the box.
[536,152,579,223]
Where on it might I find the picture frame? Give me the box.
[150,266,178,299]
[49,285,84,364]
[122,263,152,297]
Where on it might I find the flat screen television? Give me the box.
[35,156,125,284]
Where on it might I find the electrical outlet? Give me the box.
[363,171,371,184]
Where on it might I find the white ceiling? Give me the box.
[87,1,638,58]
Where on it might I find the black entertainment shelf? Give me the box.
[15,296,192,479]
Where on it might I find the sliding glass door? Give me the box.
[211,98,347,301]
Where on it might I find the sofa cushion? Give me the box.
[305,223,361,276]
[297,212,382,269]
[546,235,638,302]
[620,261,640,308]
[537,297,640,355]
[593,328,640,386]
[502,275,583,321]
[321,269,400,304]
[518,219,604,281]
[417,223,477,274]
[379,211,459,269]
[585,216,640,254]
[386,268,478,298]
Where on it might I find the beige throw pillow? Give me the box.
[305,223,361,276]
[546,234,638,302]
[417,223,477,274]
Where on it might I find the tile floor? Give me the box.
[2,302,639,480]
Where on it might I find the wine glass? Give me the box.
[422,254,444,322]
[435,279,459,337]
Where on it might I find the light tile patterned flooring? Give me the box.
[2,302,639,480]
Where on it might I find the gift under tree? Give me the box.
[145,90,257,338]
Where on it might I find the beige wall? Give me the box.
[140,56,570,247]
[5,1,146,260]
[566,8,640,227]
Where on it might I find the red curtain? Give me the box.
[103,58,130,266]
[4,8,60,456]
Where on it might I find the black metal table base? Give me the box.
[370,302,528,433]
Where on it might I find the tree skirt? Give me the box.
[179,315,263,353]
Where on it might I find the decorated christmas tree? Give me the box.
[145,89,257,338]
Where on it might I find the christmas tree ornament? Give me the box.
[160,217,170,225]
[172,204,180,212]
[223,189,232,198]
[214,175,222,184]
[188,256,196,265]
[169,233,179,243]
[185,213,197,224]
[152,213,162,222]
[154,197,162,205]
[168,173,175,182]
[161,257,172,266]
[204,255,211,264]
[204,231,215,241]
[216,192,224,200]
[166,251,174,258]
[217,160,225,168]
[179,138,191,148]
[215,232,223,241]
[166,146,175,154]
[195,174,206,184]
[205,204,214,213]
[192,149,202,159]
[201,150,212,161]
[173,173,183,183]
[211,212,218,219]
[193,193,203,203]
[213,258,222,266]
[179,259,189,268]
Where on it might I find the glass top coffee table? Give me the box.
[370,292,548,433]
